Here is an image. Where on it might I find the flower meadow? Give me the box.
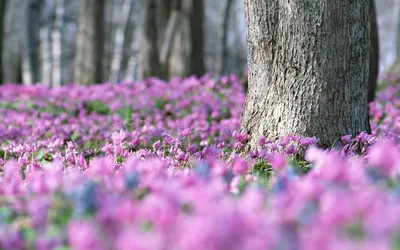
[2,74,400,250]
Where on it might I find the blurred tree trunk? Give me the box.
[51,0,65,87]
[22,0,41,85]
[219,0,235,76]
[158,0,172,49]
[3,0,24,83]
[39,0,54,86]
[241,0,371,148]
[110,0,134,82]
[0,0,7,84]
[103,0,121,81]
[137,0,162,79]
[61,0,78,84]
[190,0,205,76]
[164,0,205,78]
[74,0,105,85]
[387,2,400,76]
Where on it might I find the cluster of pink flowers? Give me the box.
[1,75,400,249]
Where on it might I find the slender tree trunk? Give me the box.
[74,0,105,85]
[52,0,65,87]
[219,0,235,76]
[368,0,379,102]
[190,0,205,77]
[165,0,205,78]
[110,0,134,82]
[103,0,121,81]
[22,0,41,85]
[241,0,371,148]
[0,0,7,84]
[39,0,54,87]
[119,3,136,80]
[387,1,400,76]
[137,0,162,79]
[125,6,141,81]
[60,0,78,84]
[158,0,172,50]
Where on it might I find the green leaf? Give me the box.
[54,246,71,250]
[84,100,110,115]
[154,98,167,110]
[36,150,45,161]
[22,227,39,247]
[117,106,133,123]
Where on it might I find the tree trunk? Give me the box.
[3,0,24,83]
[241,0,371,148]
[74,0,105,85]
[137,0,162,79]
[0,0,7,84]
[22,0,41,85]
[39,0,54,87]
[368,0,379,102]
[387,1,400,76]
[165,0,205,78]
[190,0,205,77]
[52,0,65,87]
[158,0,172,50]
[219,0,235,76]
[109,0,134,82]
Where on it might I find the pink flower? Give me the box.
[367,139,398,175]
[232,158,249,175]
[68,220,102,250]
[270,153,287,170]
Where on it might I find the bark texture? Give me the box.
[368,0,379,102]
[74,0,105,85]
[241,0,371,148]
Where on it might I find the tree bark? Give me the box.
[368,0,379,102]
[137,0,162,79]
[74,0,105,85]
[241,0,371,148]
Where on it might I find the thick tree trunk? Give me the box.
[368,0,379,102]
[0,0,7,84]
[137,0,162,79]
[74,0,105,85]
[241,0,371,148]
